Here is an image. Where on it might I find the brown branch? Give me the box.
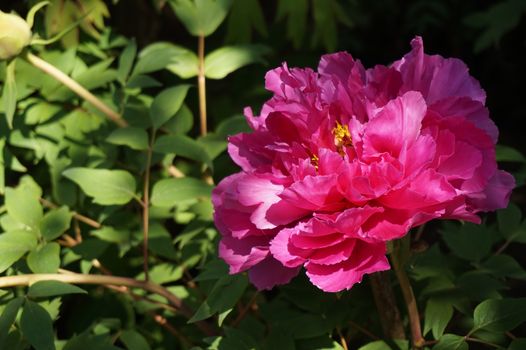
[370,271,406,339]
[39,197,101,229]
[142,132,155,281]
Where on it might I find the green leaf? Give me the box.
[136,263,183,285]
[433,334,467,350]
[189,274,248,323]
[496,145,526,162]
[162,104,194,135]
[28,281,87,298]
[106,127,149,151]
[204,45,270,79]
[151,178,213,207]
[117,39,137,83]
[0,231,38,273]
[153,135,212,168]
[168,0,233,37]
[441,222,492,261]
[482,254,526,280]
[120,330,151,350]
[357,340,409,350]
[509,339,526,350]
[0,298,24,347]
[276,0,308,48]
[40,206,72,241]
[424,298,454,339]
[225,0,268,44]
[150,85,191,129]
[497,203,526,242]
[91,227,130,244]
[63,167,137,205]
[64,332,120,350]
[5,186,43,229]
[20,300,56,350]
[2,60,17,128]
[473,298,526,332]
[27,242,61,273]
[216,114,250,137]
[134,42,198,78]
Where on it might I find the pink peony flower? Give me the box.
[212,37,515,292]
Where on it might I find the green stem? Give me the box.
[142,130,155,281]
[25,52,128,127]
[392,239,425,349]
[197,35,207,136]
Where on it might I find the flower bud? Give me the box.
[0,10,32,61]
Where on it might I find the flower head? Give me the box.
[212,37,515,292]
[0,10,32,61]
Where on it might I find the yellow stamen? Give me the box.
[310,154,319,170]
[332,121,352,154]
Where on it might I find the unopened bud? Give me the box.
[0,10,32,61]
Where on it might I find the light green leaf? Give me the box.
[25,101,62,125]
[150,85,191,129]
[5,186,43,229]
[40,206,72,241]
[153,135,212,168]
[63,167,137,205]
[433,334,467,350]
[91,227,130,244]
[117,39,137,83]
[120,330,151,350]
[151,178,213,207]
[424,298,454,339]
[0,231,38,273]
[2,60,17,128]
[473,298,526,332]
[28,280,86,298]
[106,127,149,151]
[134,42,198,78]
[20,300,56,350]
[136,263,183,285]
[27,242,61,273]
[0,298,24,347]
[189,274,248,323]
[204,45,270,79]
[168,0,233,37]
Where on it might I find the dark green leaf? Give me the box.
[28,281,87,298]
[189,274,248,323]
[473,298,526,332]
[151,178,213,207]
[509,339,526,350]
[40,206,72,241]
[0,298,24,347]
[225,0,267,43]
[482,255,526,280]
[27,242,61,273]
[276,0,308,48]
[433,334,467,350]
[119,330,151,350]
[441,222,492,261]
[150,85,191,129]
[424,298,454,339]
[63,167,138,205]
[204,45,270,79]
[117,39,137,83]
[20,300,56,350]
[106,127,149,151]
[153,135,212,168]
[162,104,194,135]
[496,145,526,163]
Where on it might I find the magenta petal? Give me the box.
[219,235,270,274]
[248,257,301,290]
[305,241,390,292]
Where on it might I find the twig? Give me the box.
[495,239,511,255]
[232,292,259,326]
[337,328,349,350]
[142,131,155,281]
[391,241,425,349]
[465,337,501,348]
[197,35,207,136]
[25,52,127,127]
[150,312,193,347]
[369,271,406,339]
[39,197,101,229]
[167,165,185,178]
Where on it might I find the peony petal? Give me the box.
[248,256,301,290]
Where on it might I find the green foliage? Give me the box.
[0,1,524,349]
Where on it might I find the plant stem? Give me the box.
[39,197,101,228]
[391,241,425,349]
[142,130,155,281]
[25,52,128,128]
[0,272,216,336]
[370,271,406,339]
[197,35,207,136]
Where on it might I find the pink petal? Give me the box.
[248,256,301,290]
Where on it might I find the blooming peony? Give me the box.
[212,37,515,292]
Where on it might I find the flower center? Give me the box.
[332,121,352,155]
[310,153,319,169]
